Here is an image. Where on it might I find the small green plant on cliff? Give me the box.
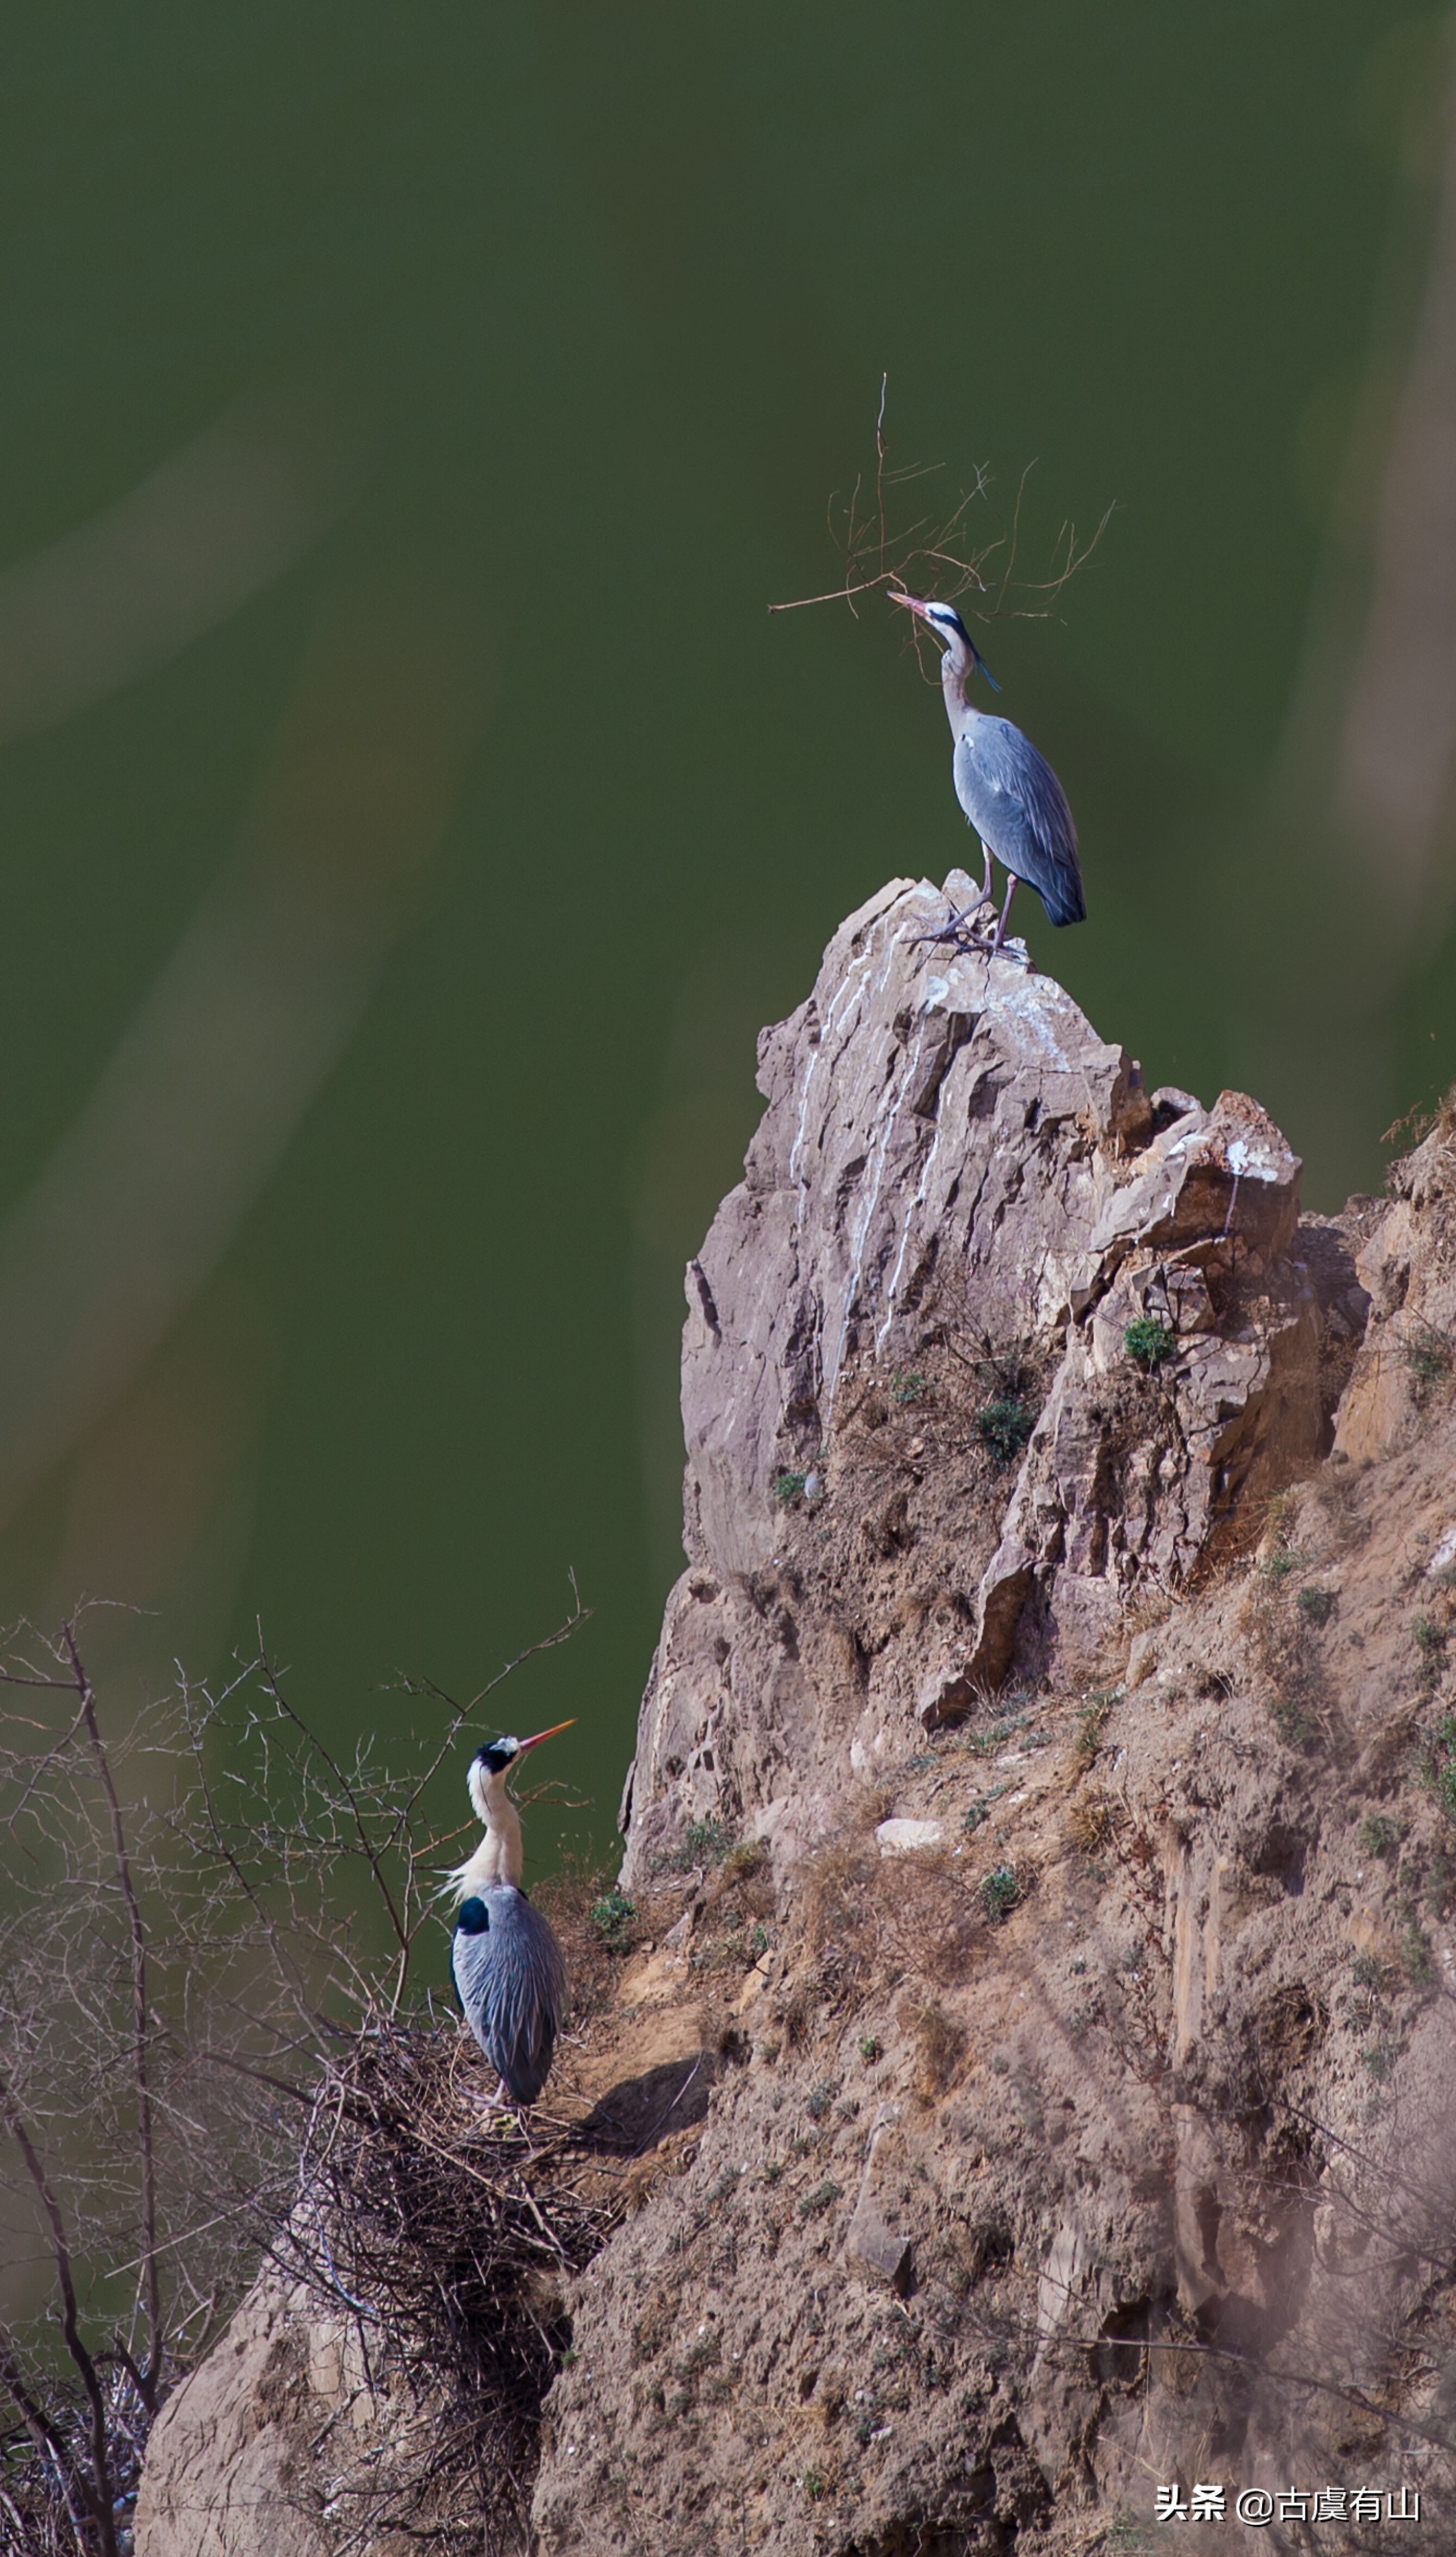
[1073,1692,1116,1771]
[975,1396,1034,1466]
[590,1889,637,1944]
[1403,1322,1452,1400]
[1414,1616,1449,1695]
[1296,1585,1336,1626]
[980,1864,1022,1922]
[1123,1316,1175,1370]
[1421,1710,1456,1821]
[1269,1694,1319,1747]
[658,1816,734,1873]
[1358,1813,1402,1858]
[774,1469,807,1503]
[1260,1547,1306,1582]
[961,1713,1030,1759]
[1402,1922,1437,1987]
[798,2180,843,2220]
[890,1369,929,1406]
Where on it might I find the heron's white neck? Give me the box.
[446,1761,524,1901]
[940,644,977,730]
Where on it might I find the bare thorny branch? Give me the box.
[767,374,1114,645]
[0,1580,593,2554]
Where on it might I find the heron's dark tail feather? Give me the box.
[1044,874,1087,927]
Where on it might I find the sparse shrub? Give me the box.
[962,1714,1029,1759]
[975,1397,1034,1467]
[858,2034,881,2063]
[803,2468,828,2500]
[1414,1617,1449,1694]
[774,1469,807,1504]
[1261,1548,1305,1582]
[1351,1953,1386,1992]
[1296,1586,1336,1625]
[1269,1695,1319,1747]
[807,2078,838,2120]
[1123,1316,1175,1369]
[798,2181,843,2220]
[1073,1693,1115,1771]
[1403,1324,1452,1400]
[890,1370,929,1406]
[904,1997,968,2099]
[590,1889,637,1944]
[980,1864,1022,1922]
[1421,1711,1456,1820]
[660,1816,734,1873]
[1066,1789,1121,1855]
[1358,1814,1401,1859]
[963,1797,993,1836]
[1402,1924,1437,1986]
[1362,2043,1397,2081]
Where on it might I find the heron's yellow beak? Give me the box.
[889,590,927,616]
[515,1719,575,1755]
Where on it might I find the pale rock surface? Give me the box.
[621,873,1355,1883]
[133,2282,392,2557]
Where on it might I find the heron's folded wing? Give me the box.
[954,723,1084,925]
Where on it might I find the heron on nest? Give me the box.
[446,1720,573,2110]
[891,591,1085,959]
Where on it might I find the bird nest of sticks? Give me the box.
[266,2022,621,2556]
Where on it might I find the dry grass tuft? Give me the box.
[898,1994,969,2101]
[1065,1787,1125,1856]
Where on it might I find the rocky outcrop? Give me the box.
[621,872,1362,1883]
[139,885,1456,2557]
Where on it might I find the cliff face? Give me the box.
[621,871,1358,1885]
[138,882,1456,2557]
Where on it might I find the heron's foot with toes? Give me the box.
[911,899,995,956]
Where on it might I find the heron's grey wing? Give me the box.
[953,722,1085,926]
[451,1923,496,2061]
[482,1891,568,2103]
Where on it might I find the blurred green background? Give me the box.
[0,1,1449,1868]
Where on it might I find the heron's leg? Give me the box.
[909,903,984,955]
[975,841,994,907]
[989,872,1019,957]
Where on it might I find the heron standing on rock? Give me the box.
[891,591,1085,957]
[447,1722,573,2109]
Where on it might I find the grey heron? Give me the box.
[891,591,1085,957]
[448,1720,573,2109]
